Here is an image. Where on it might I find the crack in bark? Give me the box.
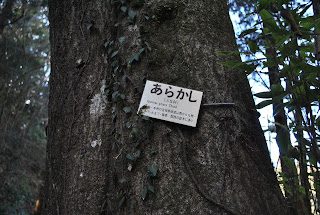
[176,127,239,215]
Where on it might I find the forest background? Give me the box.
[0,0,319,214]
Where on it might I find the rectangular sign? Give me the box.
[138,80,203,127]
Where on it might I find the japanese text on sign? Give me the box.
[138,80,203,127]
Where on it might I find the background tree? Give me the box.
[42,0,289,214]
[0,0,49,214]
[223,0,320,214]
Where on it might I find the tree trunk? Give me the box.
[43,0,289,214]
[265,44,306,214]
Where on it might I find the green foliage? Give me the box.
[228,0,320,213]
[128,9,137,20]
[121,6,127,13]
[111,50,119,58]
[148,164,158,177]
[147,185,155,193]
[118,36,126,43]
[99,1,158,211]
[141,187,148,200]
[126,153,135,160]
[0,0,49,214]
[118,196,126,207]
[123,106,132,113]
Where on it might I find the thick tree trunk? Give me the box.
[43,0,289,214]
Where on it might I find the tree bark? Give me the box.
[43,0,290,214]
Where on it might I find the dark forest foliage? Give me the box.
[0,0,49,214]
[225,0,320,214]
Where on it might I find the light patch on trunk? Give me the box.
[127,24,141,47]
[128,24,138,32]
[91,139,102,148]
[89,80,107,117]
[90,94,106,116]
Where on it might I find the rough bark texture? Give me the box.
[43,0,290,214]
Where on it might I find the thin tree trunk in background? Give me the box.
[266,43,301,213]
[295,110,312,215]
[43,0,289,214]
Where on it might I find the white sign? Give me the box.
[138,80,203,127]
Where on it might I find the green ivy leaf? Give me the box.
[119,178,126,183]
[135,140,141,148]
[120,6,127,13]
[120,94,126,100]
[112,91,120,99]
[104,41,110,48]
[111,50,119,58]
[141,115,149,120]
[131,127,138,133]
[126,153,135,160]
[123,106,131,113]
[108,47,113,54]
[130,200,136,209]
[141,187,148,200]
[136,150,141,158]
[111,60,118,67]
[145,42,152,51]
[148,185,155,193]
[128,56,135,64]
[148,164,158,177]
[87,24,93,30]
[128,10,137,20]
[129,54,140,64]
[118,196,126,208]
[104,89,110,95]
[139,48,145,53]
[118,36,126,43]
[126,122,131,128]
